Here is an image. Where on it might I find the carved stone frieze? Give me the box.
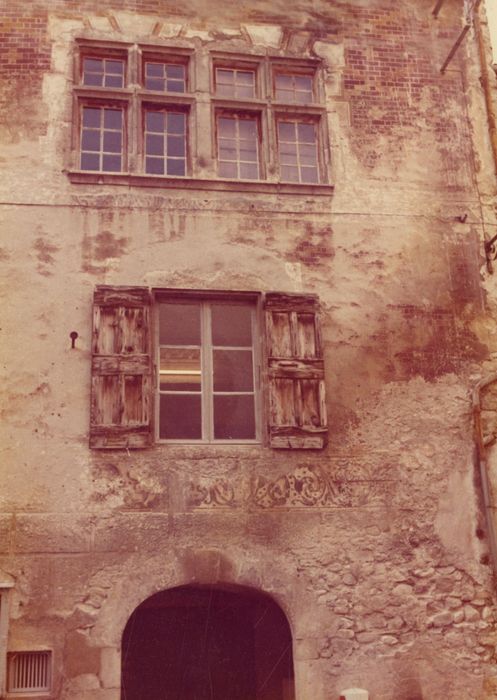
[188,462,396,509]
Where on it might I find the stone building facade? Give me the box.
[2,0,497,698]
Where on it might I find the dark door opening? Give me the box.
[121,584,295,700]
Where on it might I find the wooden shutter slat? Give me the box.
[265,292,327,449]
[90,285,152,449]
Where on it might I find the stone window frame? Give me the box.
[0,587,11,697]
[67,40,333,196]
[6,650,53,696]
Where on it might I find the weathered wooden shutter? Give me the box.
[90,286,153,449]
[265,292,327,449]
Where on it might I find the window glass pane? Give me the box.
[106,60,123,75]
[214,395,255,439]
[160,394,202,439]
[237,85,254,98]
[296,75,312,91]
[145,78,165,91]
[216,84,234,97]
[211,304,252,346]
[167,113,185,134]
[81,130,100,151]
[240,144,257,162]
[84,73,103,87]
[278,122,296,140]
[160,347,201,391]
[82,107,101,127]
[104,109,122,129]
[146,157,164,175]
[146,62,164,77]
[281,165,299,182]
[218,117,236,137]
[219,161,237,178]
[219,144,237,160]
[217,69,234,84]
[213,350,253,392]
[159,303,201,345]
[298,123,316,142]
[275,74,292,89]
[102,154,121,171]
[167,64,185,80]
[167,80,185,93]
[167,135,185,157]
[238,120,257,138]
[167,158,186,176]
[239,162,258,179]
[146,111,164,132]
[238,71,254,85]
[146,134,164,156]
[103,131,122,153]
[301,167,318,183]
[81,152,100,170]
[84,58,102,73]
[105,75,123,88]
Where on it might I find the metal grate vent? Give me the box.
[7,651,51,694]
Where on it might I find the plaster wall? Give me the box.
[1,0,497,698]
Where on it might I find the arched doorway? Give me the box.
[121,584,295,700]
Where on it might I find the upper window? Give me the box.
[89,287,328,450]
[71,42,330,187]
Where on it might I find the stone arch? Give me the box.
[120,582,295,700]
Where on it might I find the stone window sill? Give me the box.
[66,170,334,196]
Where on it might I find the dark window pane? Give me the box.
[106,60,123,75]
[146,134,164,156]
[146,62,164,77]
[239,162,258,179]
[211,304,252,346]
[278,122,296,140]
[167,113,185,134]
[214,395,255,440]
[218,118,236,138]
[145,78,165,91]
[238,71,254,85]
[238,120,256,138]
[103,131,122,153]
[167,65,185,80]
[239,145,257,162]
[160,347,201,391]
[216,83,234,97]
[160,394,202,439]
[298,123,316,142]
[296,75,312,91]
[84,58,102,73]
[275,88,294,102]
[81,152,100,170]
[275,74,292,89]
[159,303,201,345]
[219,146,237,161]
[146,111,164,132]
[105,74,123,88]
[167,158,186,176]
[82,107,101,127]
[301,167,319,183]
[102,154,121,171]
[219,161,237,178]
[81,130,100,151]
[237,85,254,98]
[104,109,122,129]
[280,142,298,157]
[167,135,185,157]
[84,73,103,87]
[213,350,253,392]
[280,152,298,165]
[281,165,299,182]
[296,90,311,104]
[146,157,164,175]
[217,69,234,84]
[167,80,185,93]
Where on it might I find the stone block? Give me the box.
[14,514,91,553]
[93,514,170,553]
[0,515,12,553]
[100,647,120,688]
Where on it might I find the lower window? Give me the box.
[158,299,259,442]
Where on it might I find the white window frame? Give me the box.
[155,295,262,444]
